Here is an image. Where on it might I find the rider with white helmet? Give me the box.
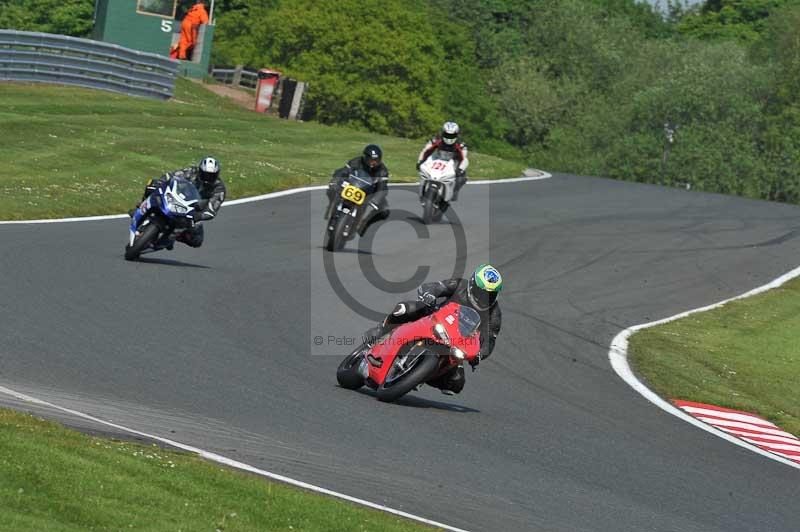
[134,156,226,248]
[416,121,470,201]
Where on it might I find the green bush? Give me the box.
[0,0,94,37]
[214,0,446,138]
[677,0,798,43]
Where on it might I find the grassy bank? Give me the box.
[0,79,525,220]
[628,277,800,437]
[0,408,435,531]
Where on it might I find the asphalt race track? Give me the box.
[1,174,799,532]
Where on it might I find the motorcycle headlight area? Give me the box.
[450,347,466,360]
[432,323,450,345]
[164,193,188,214]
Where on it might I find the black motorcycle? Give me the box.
[323,169,377,252]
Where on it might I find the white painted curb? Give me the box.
[609,266,800,471]
[0,170,552,225]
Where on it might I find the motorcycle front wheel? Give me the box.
[124,223,159,261]
[422,186,439,225]
[324,214,351,252]
[336,345,368,390]
[376,352,439,403]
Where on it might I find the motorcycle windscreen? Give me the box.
[170,178,201,203]
[346,169,378,195]
[431,150,455,162]
[458,305,481,337]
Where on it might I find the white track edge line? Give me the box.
[0,171,552,224]
[0,384,470,532]
[608,265,800,471]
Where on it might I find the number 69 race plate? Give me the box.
[341,185,366,205]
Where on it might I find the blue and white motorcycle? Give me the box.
[125,176,200,261]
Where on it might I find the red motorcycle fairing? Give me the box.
[366,301,481,386]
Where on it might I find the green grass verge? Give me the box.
[628,277,800,437]
[0,79,526,220]
[0,408,437,531]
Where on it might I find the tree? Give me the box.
[0,0,95,37]
[587,0,675,38]
[677,0,798,43]
[214,0,448,137]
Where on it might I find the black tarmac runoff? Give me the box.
[1,173,799,532]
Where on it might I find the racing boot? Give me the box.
[438,365,465,395]
[176,226,204,248]
[154,232,175,251]
[363,325,383,348]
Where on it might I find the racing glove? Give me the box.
[469,355,481,371]
[419,292,437,307]
[415,161,422,170]
[455,169,466,178]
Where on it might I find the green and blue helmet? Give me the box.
[468,264,503,310]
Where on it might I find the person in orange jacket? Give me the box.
[177,0,209,60]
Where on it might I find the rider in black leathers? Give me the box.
[325,144,390,236]
[364,264,503,395]
[136,156,226,248]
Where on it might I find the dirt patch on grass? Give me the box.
[189,79,255,110]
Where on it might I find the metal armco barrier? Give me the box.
[0,30,179,99]
[211,65,257,90]
[211,65,308,120]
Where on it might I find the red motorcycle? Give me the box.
[336,301,482,402]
